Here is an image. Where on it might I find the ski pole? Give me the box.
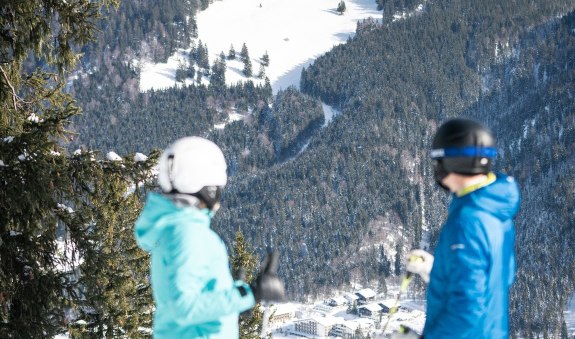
[381,272,413,334]
[381,254,423,335]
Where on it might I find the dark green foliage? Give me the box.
[54,0,575,337]
[228,45,237,60]
[240,43,250,63]
[65,151,158,338]
[298,0,575,335]
[243,58,253,77]
[337,1,347,15]
[258,87,325,161]
[0,0,156,337]
[211,56,227,91]
[261,51,270,67]
[70,80,273,155]
[81,0,197,64]
[175,62,188,83]
[229,231,267,339]
[257,64,266,79]
[195,41,210,71]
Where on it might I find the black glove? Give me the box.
[249,250,285,303]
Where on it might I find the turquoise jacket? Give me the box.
[135,193,255,338]
[424,173,520,338]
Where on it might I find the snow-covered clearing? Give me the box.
[139,0,382,94]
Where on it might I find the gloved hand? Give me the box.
[390,325,423,339]
[406,249,434,283]
[250,250,285,303]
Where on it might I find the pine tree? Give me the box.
[228,44,237,60]
[394,242,402,276]
[195,40,210,71]
[176,62,188,83]
[257,64,266,79]
[210,55,227,91]
[243,58,253,78]
[67,154,157,337]
[0,1,156,336]
[240,43,250,62]
[229,231,267,339]
[337,1,347,15]
[261,51,270,67]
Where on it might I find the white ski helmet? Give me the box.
[158,136,227,199]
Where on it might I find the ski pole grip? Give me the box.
[265,250,279,274]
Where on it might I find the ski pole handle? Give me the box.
[263,250,279,274]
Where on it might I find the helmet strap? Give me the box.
[167,154,177,193]
[192,186,222,211]
[433,159,450,192]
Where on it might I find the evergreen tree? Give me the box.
[0,1,156,336]
[257,64,266,79]
[355,325,365,339]
[240,43,250,62]
[210,54,227,91]
[228,44,237,60]
[195,41,210,71]
[243,58,253,77]
[337,1,347,15]
[261,51,270,67]
[67,154,157,337]
[176,62,188,83]
[394,242,402,276]
[229,231,266,339]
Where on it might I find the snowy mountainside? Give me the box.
[139,0,382,93]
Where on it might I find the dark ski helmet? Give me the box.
[431,118,496,185]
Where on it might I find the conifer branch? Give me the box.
[0,65,17,110]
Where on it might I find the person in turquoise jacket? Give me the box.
[404,118,520,339]
[135,136,285,338]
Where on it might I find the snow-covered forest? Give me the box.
[1,0,574,338]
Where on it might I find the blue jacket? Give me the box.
[134,193,255,338]
[424,173,520,338]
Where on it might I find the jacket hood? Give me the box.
[451,173,520,221]
[134,192,211,252]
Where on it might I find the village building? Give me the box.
[328,296,348,307]
[355,288,377,304]
[358,303,385,318]
[268,303,297,326]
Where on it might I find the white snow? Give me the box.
[139,0,382,94]
[27,113,44,123]
[565,292,575,337]
[134,152,148,162]
[322,103,340,127]
[264,281,426,338]
[57,203,75,214]
[106,151,123,161]
[139,49,196,92]
[214,111,246,130]
[55,238,83,273]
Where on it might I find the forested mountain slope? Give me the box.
[291,1,574,336]
[66,0,575,336]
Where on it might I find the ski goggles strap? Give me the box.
[430,146,497,159]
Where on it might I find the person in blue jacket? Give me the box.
[404,118,520,338]
[134,136,285,338]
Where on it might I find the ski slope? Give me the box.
[139,0,382,93]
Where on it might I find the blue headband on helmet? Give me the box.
[430,146,497,159]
